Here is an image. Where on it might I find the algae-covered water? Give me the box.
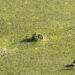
[0,0,75,75]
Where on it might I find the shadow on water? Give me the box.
[60,65,75,71]
[60,68,75,71]
[20,38,33,43]
[12,38,35,45]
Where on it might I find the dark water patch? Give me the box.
[60,65,75,71]
[65,64,75,67]
[20,38,34,43]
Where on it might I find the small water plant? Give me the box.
[31,33,43,41]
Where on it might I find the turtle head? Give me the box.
[73,60,75,63]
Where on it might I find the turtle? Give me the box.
[31,33,43,41]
